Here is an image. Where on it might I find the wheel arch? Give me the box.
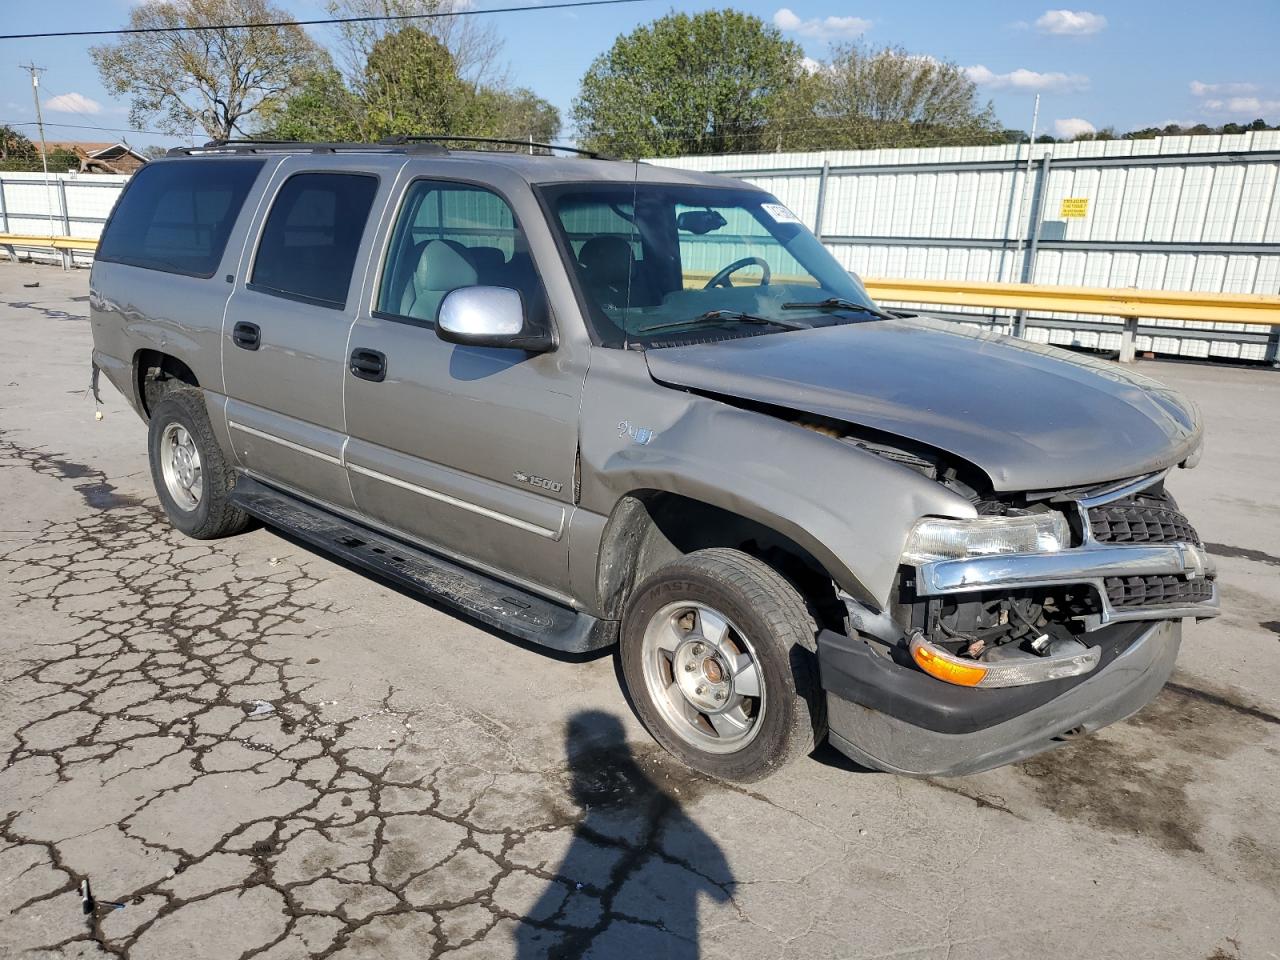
[594,489,855,630]
[133,349,199,420]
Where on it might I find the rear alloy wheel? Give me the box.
[620,548,826,782]
[159,422,203,512]
[147,386,250,540]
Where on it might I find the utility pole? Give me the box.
[20,63,59,237]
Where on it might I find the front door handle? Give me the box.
[349,348,387,382]
[232,321,261,350]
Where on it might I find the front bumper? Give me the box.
[916,542,1218,626]
[819,619,1180,777]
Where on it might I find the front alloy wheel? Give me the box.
[640,601,766,754]
[620,548,826,782]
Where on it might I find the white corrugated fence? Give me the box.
[652,131,1280,362]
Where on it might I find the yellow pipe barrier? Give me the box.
[862,277,1280,327]
[0,233,99,253]
[2,234,1277,332]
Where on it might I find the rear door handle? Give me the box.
[349,348,387,382]
[232,321,261,350]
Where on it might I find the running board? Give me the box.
[230,475,615,653]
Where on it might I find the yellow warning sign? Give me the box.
[1060,197,1089,218]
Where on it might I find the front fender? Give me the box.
[579,353,976,610]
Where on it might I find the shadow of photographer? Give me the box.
[516,710,735,959]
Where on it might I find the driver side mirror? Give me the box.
[436,286,554,352]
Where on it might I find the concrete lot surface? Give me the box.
[1,260,1278,960]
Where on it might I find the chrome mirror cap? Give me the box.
[438,286,523,337]
[436,286,552,352]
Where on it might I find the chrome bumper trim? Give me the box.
[919,543,1215,593]
[916,542,1219,627]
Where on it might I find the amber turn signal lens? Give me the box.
[911,642,987,687]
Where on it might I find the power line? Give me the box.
[0,0,652,41]
[3,120,174,138]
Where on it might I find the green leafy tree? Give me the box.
[771,45,1002,150]
[0,125,36,162]
[572,10,804,157]
[90,0,323,140]
[361,27,471,137]
[472,87,562,146]
[327,0,504,92]
[44,147,82,172]
[0,128,83,172]
[260,64,363,141]
[1,126,39,170]
[263,26,559,146]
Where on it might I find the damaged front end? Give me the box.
[818,469,1217,776]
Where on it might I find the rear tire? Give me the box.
[619,548,827,782]
[147,387,250,540]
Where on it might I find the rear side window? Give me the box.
[97,159,264,278]
[250,172,379,309]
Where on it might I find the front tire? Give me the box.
[147,387,249,539]
[619,548,826,782]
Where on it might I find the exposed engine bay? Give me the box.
[896,583,1099,661]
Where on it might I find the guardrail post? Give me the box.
[1119,317,1140,362]
[57,179,72,270]
[1014,155,1052,338]
[0,178,13,264]
[813,159,830,240]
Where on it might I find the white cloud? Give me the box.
[1054,117,1096,139]
[800,56,823,74]
[773,7,872,38]
[1035,9,1107,35]
[1190,80,1259,97]
[964,65,1089,93]
[1202,96,1280,114]
[44,92,103,115]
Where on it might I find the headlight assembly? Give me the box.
[902,513,1070,563]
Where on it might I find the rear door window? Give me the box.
[250,172,379,309]
[96,159,264,278]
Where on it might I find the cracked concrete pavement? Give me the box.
[1,260,1279,960]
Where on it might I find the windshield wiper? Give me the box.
[781,297,895,320]
[635,309,810,335]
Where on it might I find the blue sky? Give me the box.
[3,0,1279,149]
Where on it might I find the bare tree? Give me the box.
[770,44,1001,150]
[90,0,323,141]
[326,0,506,94]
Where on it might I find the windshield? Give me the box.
[542,183,881,347]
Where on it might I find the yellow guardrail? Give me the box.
[0,233,99,253]
[4,234,1278,332]
[862,277,1280,327]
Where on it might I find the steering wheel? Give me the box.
[704,256,771,289]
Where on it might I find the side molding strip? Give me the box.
[347,462,563,540]
[228,421,343,466]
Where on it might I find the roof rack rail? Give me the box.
[376,135,613,160]
[165,136,612,161]
[166,138,446,157]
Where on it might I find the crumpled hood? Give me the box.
[644,317,1201,492]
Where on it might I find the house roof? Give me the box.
[38,141,145,158]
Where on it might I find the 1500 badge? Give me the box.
[513,471,562,493]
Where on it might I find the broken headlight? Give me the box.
[902,513,1070,563]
